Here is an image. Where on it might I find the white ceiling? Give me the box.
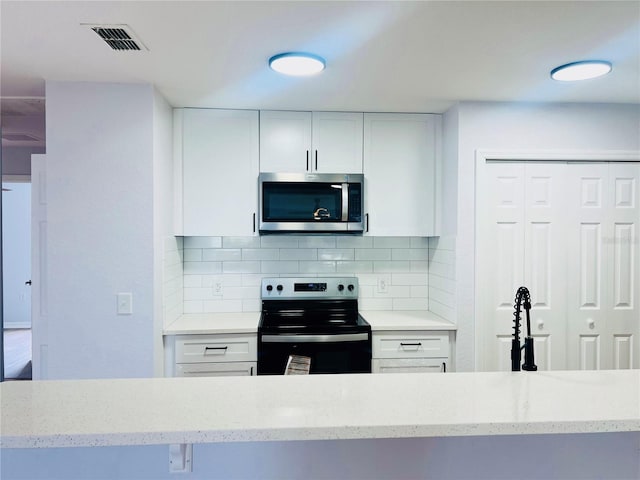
[1,0,639,148]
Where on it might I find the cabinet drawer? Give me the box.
[175,334,257,363]
[372,332,449,359]
[175,362,256,377]
[373,358,447,374]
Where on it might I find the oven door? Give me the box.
[258,332,371,375]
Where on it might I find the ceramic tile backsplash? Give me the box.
[428,235,457,322]
[163,236,183,326]
[178,235,455,314]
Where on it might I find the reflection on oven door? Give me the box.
[257,339,371,375]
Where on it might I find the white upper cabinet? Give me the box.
[176,108,259,236]
[259,110,363,173]
[312,112,364,173]
[363,113,441,236]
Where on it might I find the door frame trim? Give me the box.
[473,149,640,371]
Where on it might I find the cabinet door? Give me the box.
[175,362,256,377]
[259,110,312,173]
[372,332,450,359]
[373,358,447,374]
[364,113,439,236]
[312,112,363,173]
[181,109,259,236]
[175,334,257,364]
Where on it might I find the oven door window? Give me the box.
[258,338,371,375]
[262,182,343,222]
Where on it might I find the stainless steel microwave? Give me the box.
[258,173,364,233]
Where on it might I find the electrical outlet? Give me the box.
[377,278,388,293]
[213,281,223,295]
[117,292,133,315]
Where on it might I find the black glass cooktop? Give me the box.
[259,299,370,334]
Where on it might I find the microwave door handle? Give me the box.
[341,183,349,221]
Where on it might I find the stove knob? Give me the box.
[338,284,344,292]
[348,284,355,292]
[276,285,283,292]
[266,285,273,292]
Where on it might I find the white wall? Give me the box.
[2,432,638,479]
[441,105,459,236]
[454,102,640,371]
[152,89,176,376]
[44,81,169,379]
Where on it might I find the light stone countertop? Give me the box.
[361,310,456,331]
[163,310,455,336]
[163,312,260,335]
[2,370,638,449]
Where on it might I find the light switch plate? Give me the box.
[169,443,192,473]
[377,277,389,294]
[116,292,133,315]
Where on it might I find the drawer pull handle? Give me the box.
[204,346,228,354]
[400,342,422,347]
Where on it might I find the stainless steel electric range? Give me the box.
[257,277,372,375]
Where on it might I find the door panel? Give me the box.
[579,223,602,308]
[613,223,633,308]
[579,335,600,370]
[478,162,524,371]
[523,163,567,371]
[567,164,608,370]
[533,335,551,371]
[613,334,633,369]
[606,164,639,369]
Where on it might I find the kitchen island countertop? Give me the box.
[2,369,638,449]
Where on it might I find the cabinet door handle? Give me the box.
[253,213,256,233]
[365,213,369,232]
[315,150,318,171]
[442,362,447,373]
[306,150,309,171]
[400,342,422,347]
[250,366,254,376]
[204,346,228,354]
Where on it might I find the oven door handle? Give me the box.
[261,333,369,343]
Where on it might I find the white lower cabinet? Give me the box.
[167,333,257,377]
[176,362,256,377]
[372,331,452,373]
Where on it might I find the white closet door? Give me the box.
[607,163,640,369]
[567,163,639,370]
[522,163,568,371]
[479,161,639,371]
[479,162,569,371]
[478,162,526,371]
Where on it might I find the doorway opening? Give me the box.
[2,180,32,380]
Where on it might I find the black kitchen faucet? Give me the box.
[511,286,538,372]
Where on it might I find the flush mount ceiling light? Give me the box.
[550,60,612,81]
[269,52,326,76]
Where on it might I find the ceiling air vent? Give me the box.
[86,24,148,51]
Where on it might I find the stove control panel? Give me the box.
[261,277,358,299]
